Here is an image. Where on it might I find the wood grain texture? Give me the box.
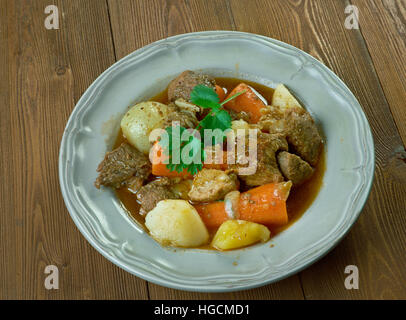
[352,0,406,145]
[1,0,405,300]
[0,0,148,299]
[107,0,236,58]
[0,0,15,300]
[226,0,406,299]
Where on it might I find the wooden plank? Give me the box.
[0,0,16,300]
[226,0,406,298]
[107,0,236,58]
[148,277,304,300]
[1,0,148,299]
[107,0,305,300]
[351,0,406,145]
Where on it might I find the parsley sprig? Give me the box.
[159,85,246,175]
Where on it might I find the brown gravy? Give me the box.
[115,77,326,246]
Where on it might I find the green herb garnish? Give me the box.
[159,84,246,175]
[162,126,205,175]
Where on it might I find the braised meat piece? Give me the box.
[167,70,216,102]
[259,106,322,166]
[232,132,288,186]
[95,142,151,190]
[163,101,199,129]
[188,169,238,202]
[277,151,314,186]
[136,177,179,215]
[284,107,322,166]
[258,105,286,134]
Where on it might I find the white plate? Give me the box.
[59,31,374,292]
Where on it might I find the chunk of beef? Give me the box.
[136,177,179,215]
[95,142,151,190]
[284,107,322,166]
[258,105,286,134]
[277,151,314,186]
[167,70,215,102]
[231,132,288,186]
[188,169,238,202]
[259,106,322,166]
[163,101,199,129]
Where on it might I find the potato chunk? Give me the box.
[272,84,303,111]
[211,220,270,250]
[121,101,169,154]
[145,200,209,247]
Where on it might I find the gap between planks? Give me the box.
[348,0,406,149]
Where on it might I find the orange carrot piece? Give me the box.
[152,162,193,178]
[194,202,229,229]
[152,143,229,177]
[223,83,266,123]
[215,85,226,102]
[239,183,288,226]
[151,143,193,178]
[194,182,290,228]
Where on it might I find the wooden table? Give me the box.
[1,0,405,300]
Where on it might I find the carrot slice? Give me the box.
[194,182,290,228]
[194,202,229,229]
[223,83,266,123]
[151,143,193,178]
[152,162,193,178]
[215,85,226,102]
[151,143,230,176]
[238,183,289,226]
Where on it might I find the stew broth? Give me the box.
[115,77,325,244]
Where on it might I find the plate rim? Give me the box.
[59,30,375,292]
